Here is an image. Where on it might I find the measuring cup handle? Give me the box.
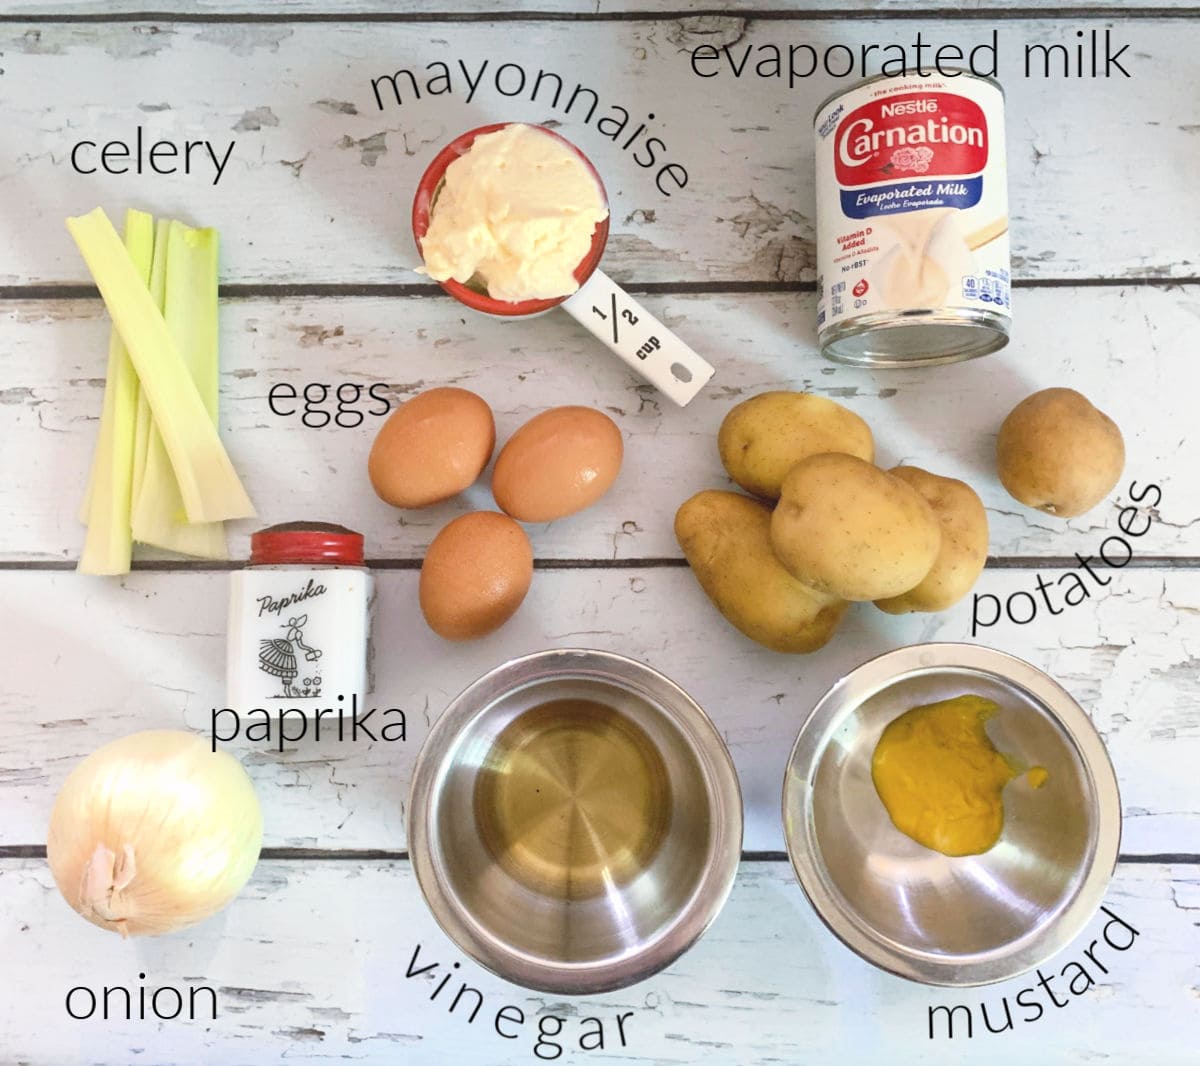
[562,269,715,407]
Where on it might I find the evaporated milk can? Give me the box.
[814,71,1011,367]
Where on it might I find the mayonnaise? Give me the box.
[418,123,609,303]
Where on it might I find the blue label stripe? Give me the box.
[841,175,983,219]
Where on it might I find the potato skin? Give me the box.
[718,391,874,499]
[675,490,848,654]
[996,388,1125,518]
[770,454,941,602]
[874,466,989,614]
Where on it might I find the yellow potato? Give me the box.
[996,388,1125,518]
[875,466,990,614]
[718,391,874,499]
[770,454,941,601]
[674,490,848,654]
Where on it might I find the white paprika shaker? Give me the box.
[227,522,373,712]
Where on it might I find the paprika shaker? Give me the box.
[227,522,373,711]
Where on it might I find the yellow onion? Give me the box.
[47,730,262,936]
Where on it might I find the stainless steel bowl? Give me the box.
[409,649,743,994]
[782,643,1121,986]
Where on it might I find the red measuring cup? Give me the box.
[412,123,714,407]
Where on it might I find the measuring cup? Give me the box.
[412,123,715,407]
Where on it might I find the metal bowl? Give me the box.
[409,649,743,994]
[782,643,1121,986]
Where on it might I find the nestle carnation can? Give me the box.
[814,71,1011,367]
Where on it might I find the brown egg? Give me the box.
[419,512,533,640]
[369,387,495,509]
[492,407,624,522]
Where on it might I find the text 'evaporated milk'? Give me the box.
[814,72,1011,367]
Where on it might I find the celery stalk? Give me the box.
[77,210,154,575]
[131,221,228,558]
[79,216,165,526]
[66,207,254,524]
[79,215,161,526]
[130,220,170,519]
[168,223,220,418]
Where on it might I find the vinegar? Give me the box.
[474,698,671,900]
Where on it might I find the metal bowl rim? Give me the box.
[409,648,744,995]
[780,642,1122,987]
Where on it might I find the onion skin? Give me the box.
[47,730,263,937]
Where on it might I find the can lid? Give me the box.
[250,522,365,566]
[820,308,1010,368]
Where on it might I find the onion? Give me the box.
[47,730,262,937]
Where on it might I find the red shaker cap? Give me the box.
[250,522,365,566]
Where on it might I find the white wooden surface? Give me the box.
[7,2,1197,13]
[1,19,1198,285]
[0,860,1195,1065]
[5,287,1198,563]
[2,4,1199,1065]
[2,568,1199,854]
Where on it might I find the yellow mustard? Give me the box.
[871,694,1046,857]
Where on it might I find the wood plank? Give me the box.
[0,18,1196,285]
[1,567,1196,853]
[3,286,1197,563]
[7,2,1199,14]
[0,857,1194,1063]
